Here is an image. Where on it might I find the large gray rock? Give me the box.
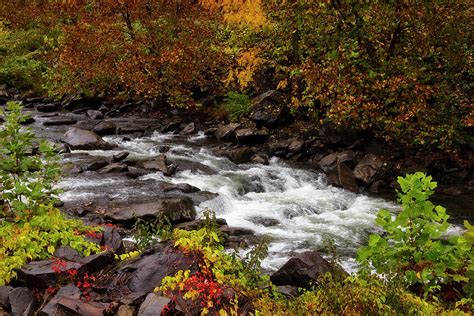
[353,153,384,184]
[235,128,269,144]
[249,90,291,127]
[36,103,60,113]
[62,128,115,150]
[16,260,81,289]
[138,293,171,316]
[106,198,196,225]
[270,251,334,288]
[216,123,240,141]
[93,120,117,135]
[319,150,361,172]
[86,110,104,120]
[326,162,359,192]
[38,284,81,316]
[99,162,128,173]
[143,155,176,176]
[225,147,254,164]
[8,287,37,316]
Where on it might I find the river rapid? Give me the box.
[57,130,403,272]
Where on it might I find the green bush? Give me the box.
[223,91,251,122]
[0,102,100,285]
[0,22,46,94]
[357,172,473,301]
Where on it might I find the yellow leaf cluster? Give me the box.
[199,0,266,28]
[225,47,263,89]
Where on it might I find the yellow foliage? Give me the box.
[225,48,263,89]
[199,0,266,28]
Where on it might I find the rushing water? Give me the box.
[57,131,408,272]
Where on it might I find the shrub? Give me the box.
[223,91,251,122]
[357,172,473,302]
[0,102,100,285]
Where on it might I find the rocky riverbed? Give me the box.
[0,93,472,315]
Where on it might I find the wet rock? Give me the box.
[78,251,114,275]
[93,120,117,135]
[159,182,200,193]
[62,128,116,150]
[288,139,305,153]
[250,153,269,165]
[9,287,36,316]
[175,218,228,232]
[138,293,171,316]
[161,121,181,133]
[112,242,196,296]
[16,260,81,289]
[106,198,196,225]
[53,246,83,262]
[55,297,107,315]
[235,128,269,144]
[102,226,125,254]
[249,90,291,127]
[326,162,359,192]
[43,117,77,126]
[368,180,386,194]
[38,284,81,316]
[216,123,240,141]
[318,150,360,172]
[99,162,128,173]
[353,153,384,184]
[253,217,280,227]
[229,227,254,236]
[225,147,254,164]
[174,159,216,175]
[86,110,104,120]
[113,151,130,163]
[143,155,176,176]
[0,286,12,309]
[126,167,150,179]
[181,122,196,135]
[270,251,334,288]
[63,96,104,111]
[83,158,109,171]
[36,103,60,113]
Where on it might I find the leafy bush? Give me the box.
[357,172,473,301]
[0,21,46,94]
[223,91,251,122]
[0,102,100,285]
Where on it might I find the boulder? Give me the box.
[270,251,333,288]
[62,128,116,150]
[181,122,196,135]
[318,150,360,172]
[159,182,200,193]
[93,120,117,135]
[82,158,109,171]
[235,128,269,144]
[36,103,60,113]
[38,284,81,316]
[106,198,196,225]
[225,147,254,164]
[138,293,171,316]
[143,155,176,176]
[326,162,359,192]
[8,287,36,316]
[0,286,12,309]
[250,153,269,165]
[86,110,104,120]
[53,246,83,262]
[43,117,77,126]
[216,123,240,141]
[117,242,196,295]
[99,162,128,173]
[15,259,81,289]
[288,139,305,153]
[112,151,130,163]
[102,226,126,254]
[78,251,114,275]
[249,90,291,127]
[117,305,135,316]
[353,153,384,184]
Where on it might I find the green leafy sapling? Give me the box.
[357,172,473,300]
